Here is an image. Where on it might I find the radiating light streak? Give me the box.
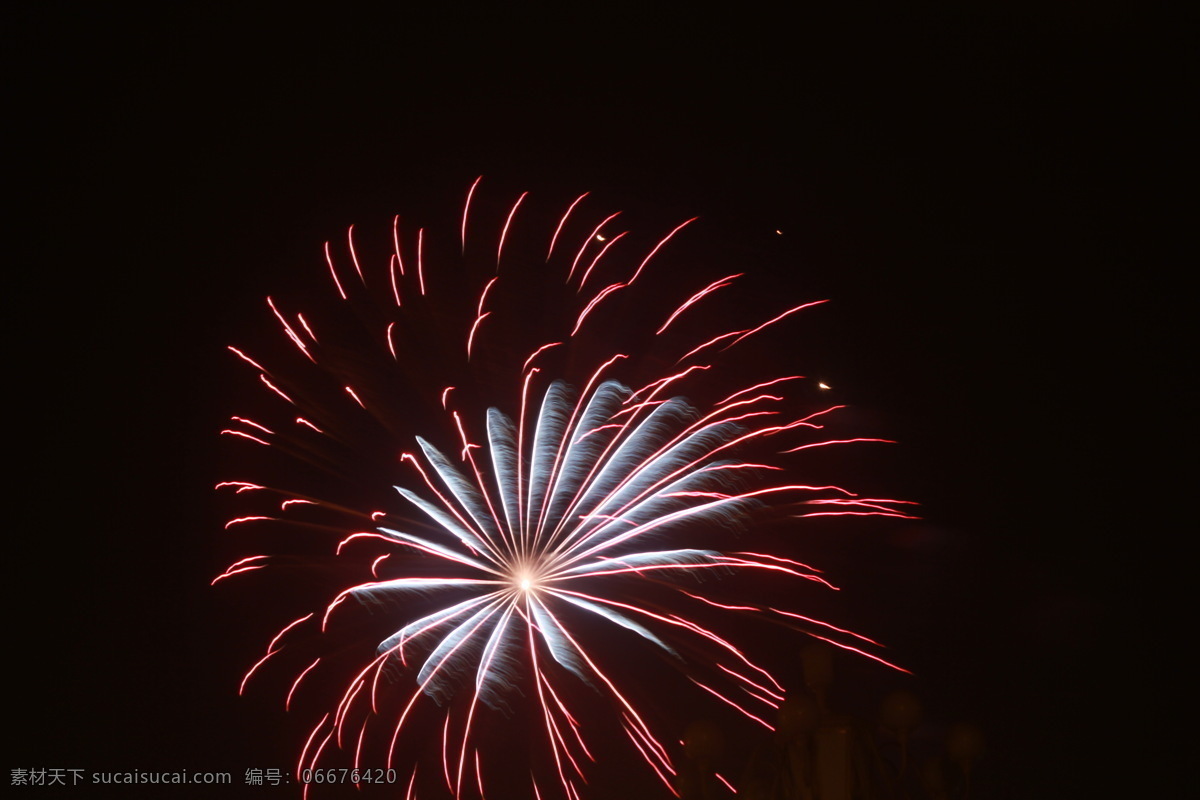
[781,437,896,453]
[416,228,426,296]
[224,515,273,529]
[296,313,318,342]
[577,230,628,289]
[259,374,295,404]
[689,677,774,730]
[227,345,267,372]
[467,312,490,360]
[546,192,589,262]
[522,341,563,374]
[288,659,322,711]
[215,481,265,493]
[268,613,315,652]
[627,217,698,286]
[324,241,347,300]
[769,608,883,646]
[347,224,365,283]
[220,429,270,446]
[723,299,829,350]
[267,296,316,362]
[212,555,269,586]
[462,176,482,254]
[238,648,278,693]
[498,191,528,269]
[656,272,743,334]
[567,212,621,282]
[230,416,272,434]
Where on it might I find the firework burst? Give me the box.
[217,180,915,798]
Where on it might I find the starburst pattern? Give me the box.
[217,180,915,798]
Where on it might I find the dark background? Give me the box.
[12,7,1188,799]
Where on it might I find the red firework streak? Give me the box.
[216,178,916,799]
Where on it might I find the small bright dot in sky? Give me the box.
[818,382,831,390]
[596,234,607,242]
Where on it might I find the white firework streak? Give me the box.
[217,180,917,799]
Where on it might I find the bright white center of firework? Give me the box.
[512,567,540,594]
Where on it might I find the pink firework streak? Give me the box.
[218,181,916,799]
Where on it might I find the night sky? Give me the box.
[13,8,1188,799]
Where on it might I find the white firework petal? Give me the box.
[393,485,492,558]
[569,418,747,545]
[525,380,574,538]
[415,436,504,546]
[567,397,695,523]
[375,526,498,574]
[526,596,591,684]
[566,491,756,564]
[579,457,753,549]
[474,604,521,705]
[378,593,496,654]
[539,379,630,539]
[416,598,507,703]
[557,548,723,578]
[485,406,522,539]
[548,590,678,656]
[350,577,496,603]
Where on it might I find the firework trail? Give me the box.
[217,180,915,798]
